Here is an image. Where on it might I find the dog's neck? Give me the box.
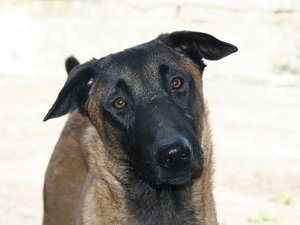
[122,178,199,225]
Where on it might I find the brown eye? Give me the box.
[171,77,184,90]
[113,97,126,109]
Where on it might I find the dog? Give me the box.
[42,31,237,225]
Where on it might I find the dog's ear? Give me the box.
[43,59,97,121]
[65,56,80,74]
[158,31,238,67]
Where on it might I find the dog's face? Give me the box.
[44,31,237,186]
[92,45,204,186]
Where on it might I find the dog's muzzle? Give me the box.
[133,99,203,186]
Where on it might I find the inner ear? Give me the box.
[158,31,238,67]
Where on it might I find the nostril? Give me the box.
[166,157,172,163]
[182,152,188,159]
[157,150,175,168]
[181,148,191,159]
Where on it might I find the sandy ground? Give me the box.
[0,1,299,225]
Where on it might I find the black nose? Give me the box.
[156,136,192,172]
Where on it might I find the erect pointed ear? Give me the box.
[43,59,97,122]
[158,31,238,67]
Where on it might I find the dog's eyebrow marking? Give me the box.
[116,79,128,92]
[158,64,169,77]
[116,79,134,100]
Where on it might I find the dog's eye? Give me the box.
[113,97,126,109]
[171,77,184,90]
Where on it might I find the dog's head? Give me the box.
[44,31,237,186]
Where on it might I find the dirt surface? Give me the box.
[0,1,299,225]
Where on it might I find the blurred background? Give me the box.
[0,0,299,224]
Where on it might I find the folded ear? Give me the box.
[43,59,97,122]
[158,31,238,67]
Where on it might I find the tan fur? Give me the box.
[79,126,129,225]
[186,60,218,224]
[43,61,218,225]
[43,113,89,225]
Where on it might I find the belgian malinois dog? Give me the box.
[43,31,237,225]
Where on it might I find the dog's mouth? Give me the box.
[133,161,192,186]
[159,162,204,186]
[162,172,193,186]
[135,162,202,188]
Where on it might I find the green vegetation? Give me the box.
[271,194,294,205]
[248,212,275,224]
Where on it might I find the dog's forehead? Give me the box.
[100,42,189,94]
[107,42,177,74]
